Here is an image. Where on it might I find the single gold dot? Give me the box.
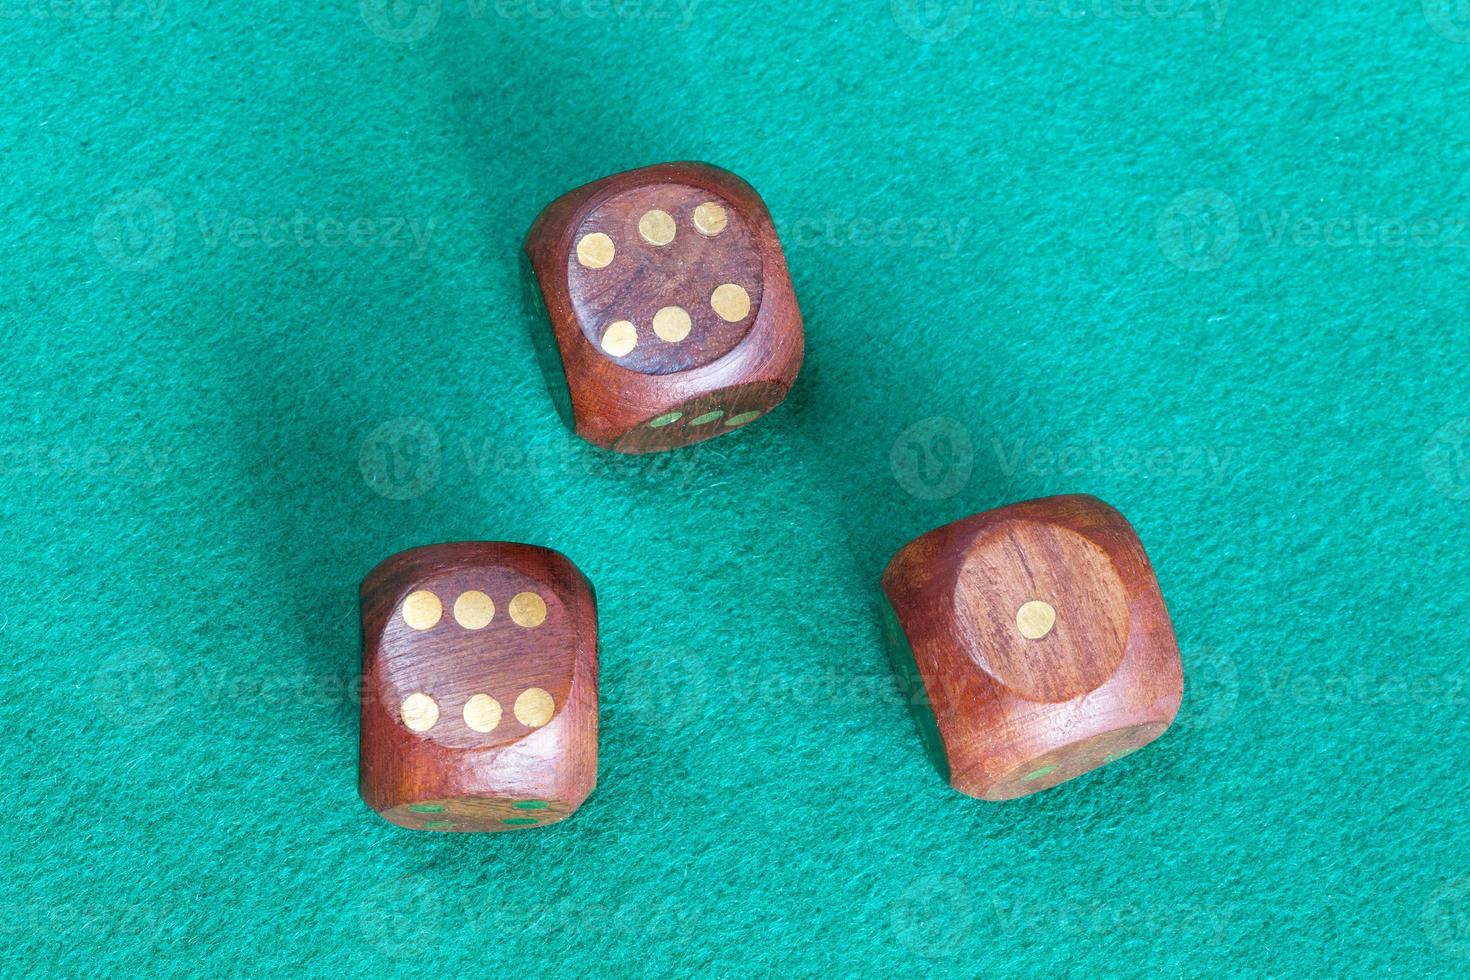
[400,693,439,732]
[1016,600,1057,640]
[575,232,615,269]
[601,320,637,357]
[509,591,548,628]
[652,305,692,343]
[724,410,761,427]
[401,591,442,630]
[649,412,682,428]
[515,687,555,727]
[463,694,502,733]
[453,590,494,630]
[690,410,724,425]
[693,202,728,236]
[638,209,676,246]
[711,283,751,322]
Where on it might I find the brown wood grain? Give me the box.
[525,161,804,453]
[881,495,1183,801]
[359,542,598,832]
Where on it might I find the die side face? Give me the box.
[568,183,764,376]
[610,379,786,454]
[885,498,1181,802]
[364,552,591,832]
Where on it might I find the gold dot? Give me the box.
[711,283,751,322]
[1016,600,1057,640]
[515,688,554,727]
[601,320,637,357]
[575,232,615,269]
[401,591,442,630]
[638,209,676,246]
[400,693,439,732]
[724,410,761,427]
[509,591,547,628]
[690,410,724,425]
[453,590,494,630]
[693,202,728,236]
[652,306,692,343]
[463,694,502,733]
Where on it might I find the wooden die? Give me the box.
[880,495,1183,800]
[359,542,597,831]
[524,161,804,454]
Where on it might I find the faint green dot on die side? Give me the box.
[1024,764,1058,782]
[514,800,549,810]
[690,410,724,425]
[410,804,447,813]
[504,817,538,826]
[649,412,682,428]
[424,821,453,830]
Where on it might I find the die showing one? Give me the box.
[880,495,1183,800]
[359,542,597,831]
[524,161,804,454]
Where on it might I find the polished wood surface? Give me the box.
[359,542,598,831]
[881,495,1182,801]
[525,161,804,453]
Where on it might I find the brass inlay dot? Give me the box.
[638,209,676,246]
[601,320,638,357]
[400,693,439,732]
[463,694,502,733]
[693,202,728,236]
[509,591,548,628]
[453,590,494,630]
[576,232,615,269]
[401,590,442,630]
[711,283,751,322]
[690,410,724,426]
[724,410,761,427]
[1016,600,1057,640]
[652,305,692,343]
[515,687,555,727]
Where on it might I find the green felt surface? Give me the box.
[3,1,1469,975]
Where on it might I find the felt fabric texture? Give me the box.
[3,1,1468,975]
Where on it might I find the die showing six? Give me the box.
[881,495,1184,801]
[524,161,805,454]
[359,542,598,832]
